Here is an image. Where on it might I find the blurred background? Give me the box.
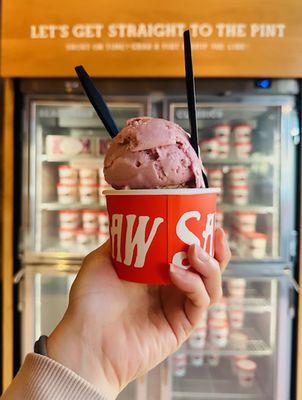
[0,0,302,399]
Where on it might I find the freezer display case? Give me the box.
[22,97,149,261]
[17,87,298,400]
[168,96,298,264]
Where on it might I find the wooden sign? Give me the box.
[2,0,302,77]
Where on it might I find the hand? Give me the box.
[48,228,231,399]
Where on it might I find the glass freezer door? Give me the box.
[169,98,298,263]
[158,276,291,400]
[23,98,148,261]
[18,265,145,400]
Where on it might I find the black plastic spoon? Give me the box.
[75,65,119,138]
[183,30,209,188]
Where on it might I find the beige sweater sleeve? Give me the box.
[1,353,108,400]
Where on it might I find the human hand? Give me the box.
[48,227,231,399]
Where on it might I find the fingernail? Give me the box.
[194,245,210,262]
[170,264,187,275]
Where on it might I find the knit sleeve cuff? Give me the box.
[4,353,108,400]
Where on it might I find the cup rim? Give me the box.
[103,188,220,196]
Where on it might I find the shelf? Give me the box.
[41,202,106,211]
[226,298,272,313]
[172,365,266,399]
[203,155,274,166]
[41,236,108,256]
[218,204,275,214]
[43,243,101,256]
[184,328,272,357]
[40,154,105,163]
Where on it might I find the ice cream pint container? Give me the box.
[233,124,252,143]
[104,188,219,285]
[229,309,245,329]
[200,139,219,159]
[46,135,94,156]
[79,168,98,185]
[188,326,207,349]
[208,168,223,182]
[236,359,257,387]
[190,350,205,367]
[59,210,80,229]
[234,212,257,232]
[207,346,220,366]
[209,297,227,320]
[58,165,78,185]
[229,166,249,183]
[208,318,229,348]
[229,331,248,350]
[227,278,247,298]
[235,142,252,158]
[232,354,248,374]
[246,232,267,258]
[219,143,230,158]
[79,184,98,205]
[59,228,76,247]
[57,184,78,204]
[172,351,187,377]
[82,210,99,230]
[230,186,249,205]
[213,124,231,143]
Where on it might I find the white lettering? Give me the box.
[124,215,164,267]
[30,24,69,39]
[172,211,201,269]
[107,23,186,39]
[202,213,215,255]
[171,252,189,270]
[72,24,104,38]
[250,23,286,38]
[215,23,246,38]
[189,23,213,38]
[111,214,123,262]
[176,211,201,246]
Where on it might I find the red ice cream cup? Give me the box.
[104,188,219,285]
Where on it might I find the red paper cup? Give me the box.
[104,188,219,285]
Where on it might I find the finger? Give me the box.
[82,239,111,266]
[214,227,231,273]
[169,264,210,327]
[187,244,222,305]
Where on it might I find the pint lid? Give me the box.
[236,359,257,371]
[58,165,74,169]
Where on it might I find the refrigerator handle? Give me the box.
[14,268,26,313]
[289,230,298,264]
[14,268,25,284]
[290,127,300,145]
[283,266,299,319]
[283,266,299,293]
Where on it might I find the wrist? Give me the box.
[47,312,120,400]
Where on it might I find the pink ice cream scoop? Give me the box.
[104,117,205,189]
